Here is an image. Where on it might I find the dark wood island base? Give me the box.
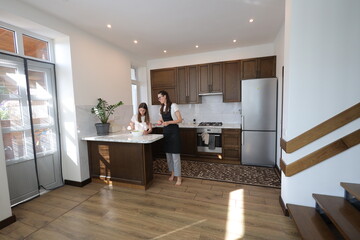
[87,140,157,190]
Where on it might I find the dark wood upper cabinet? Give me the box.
[150,56,276,104]
[241,59,257,79]
[151,68,176,87]
[151,87,177,105]
[210,63,223,93]
[198,63,223,94]
[150,68,177,105]
[177,66,200,104]
[241,56,276,79]
[198,64,209,94]
[258,56,276,78]
[223,60,241,102]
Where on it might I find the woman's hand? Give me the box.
[162,121,169,126]
[157,120,163,125]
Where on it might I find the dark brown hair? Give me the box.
[158,90,172,114]
[137,102,150,124]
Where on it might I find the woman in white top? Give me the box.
[130,102,152,134]
[157,90,183,186]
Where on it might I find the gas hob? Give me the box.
[198,122,223,127]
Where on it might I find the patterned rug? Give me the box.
[153,158,281,188]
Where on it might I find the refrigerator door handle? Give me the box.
[241,131,244,145]
[241,115,244,129]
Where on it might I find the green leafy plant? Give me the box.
[91,98,123,124]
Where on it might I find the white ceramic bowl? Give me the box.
[131,130,143,137]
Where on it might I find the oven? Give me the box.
[196,128,222,153]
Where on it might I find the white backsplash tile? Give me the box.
[77,96,241,137]
[149,95,241,124]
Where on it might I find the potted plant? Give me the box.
[91,98,123,135]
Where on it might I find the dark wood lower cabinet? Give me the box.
[151,128,165,158]
[222,129,241,163]
[152,127,241,164]
[87,141,153,189]
[152,127,197,157]
[180,128,197,156]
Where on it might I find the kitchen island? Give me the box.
[82,133,163,190]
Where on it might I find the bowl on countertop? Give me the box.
[131,130,143,137]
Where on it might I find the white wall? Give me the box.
[147,43,275,70]
[281,0,360,207]
[274,23,285,167]
[0,0,133,185]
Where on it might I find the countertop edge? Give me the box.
[82,133,164,144]
[153,124,241,129]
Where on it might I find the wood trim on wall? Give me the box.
[279,196,289,216]
[0,214,16,230]
[64,178,91,187]
[281,102,360,153]
[281,129,360,177]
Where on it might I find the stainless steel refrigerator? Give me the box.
[241,78,277,167]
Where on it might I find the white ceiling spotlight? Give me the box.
[233,39,237,43]
[106,24,112,29]
[195,45,199,48]
[163,50,167,53]
[133,40,138,44]
[249,18,254,23]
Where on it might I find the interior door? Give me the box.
[0,54,39,205]
[27,60,62,190]
[0,54,62,205]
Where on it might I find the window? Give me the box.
[23,35,50,61]
[131,67,138,114]
[0,27,16,53]
[0,22,53,62]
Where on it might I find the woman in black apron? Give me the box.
[157,90,183,185]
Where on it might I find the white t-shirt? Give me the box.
[160,103,180,123]
[131,114,149,131]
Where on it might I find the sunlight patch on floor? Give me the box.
[225,189,245,239]
[150,219,207,239]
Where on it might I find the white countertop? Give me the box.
[82,133,163,144]
[153,123,241,129]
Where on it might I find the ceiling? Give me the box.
[19,0,285,60]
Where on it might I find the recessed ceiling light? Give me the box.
[249,18,254,23]
[107,24,112,29]
[233,39,237,43]
[133,40,138,44]
[195,45,199,48]
[163,50,167,53]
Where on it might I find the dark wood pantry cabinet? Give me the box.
[151,68,178,105]
[241,56,276,80]
[177,66,201,104]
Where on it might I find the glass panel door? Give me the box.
[0,54,39,205]
[27,60,61,190]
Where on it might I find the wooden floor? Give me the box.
[0,174,300,240]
